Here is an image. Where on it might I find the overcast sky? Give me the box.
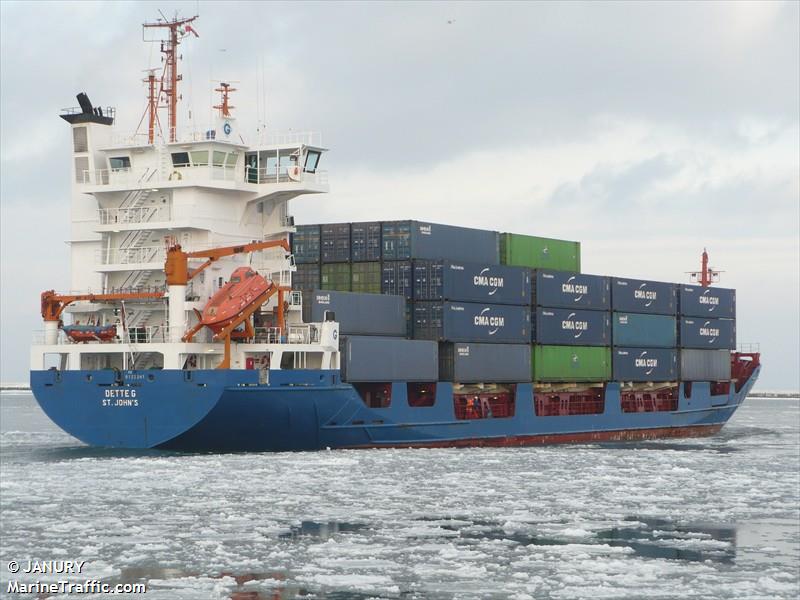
[1,1,798,389]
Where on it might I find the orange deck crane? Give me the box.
[165,239,292,368]
[41,290,165,323]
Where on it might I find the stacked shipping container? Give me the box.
[291,221,736,387]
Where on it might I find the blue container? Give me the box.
[533,270,610,310]
[321,223,351,263]
[351,221,382,262]
[414,259,530,305]
[532,307,610,346]
[307,290,406,336]
[612,312,677,348]
[679,285,736,318]
[291,224,321,264]
[613,347,678,382]
[382,220,499,263]
[342,336,438,382]
[611,277,676,315]
[382,260,413,299]
[679,317,736,349]
[439,342,532,383]
[414,301,530,344]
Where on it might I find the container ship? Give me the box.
[30,15,760,451]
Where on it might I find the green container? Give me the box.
[321,263,352,292]
[500,232,581,272]
[533,345,611,382]
[351,262,382,294]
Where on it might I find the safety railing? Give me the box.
[244,166,328,186]
[98,246,164,266]
[98,206,171,225]
[257,131,322,147]
[736,342,760,353]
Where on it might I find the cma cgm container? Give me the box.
[533,271,610,310]
[679,285,736,319]
[351,221,382,262]
[341,336,438,382]
[680,317,736,350]
[351,262,381,294]
[382,220,499,264]
[533,307,611,346]
[321,223,351,263]
[414,301,530,344]
[611,277,676,315]
[532,345,611,382]
[612,313,677,348]
[307,290,406,336]
[291,224,321,264]
[680,349,732,381]
[500,232,581,272]
[613,347,678,382]
[439,342,532,383]
[382,260,413,299]
[321,263,352,292]
[414,259,530,305]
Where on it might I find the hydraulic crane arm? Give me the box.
[164,239,291,286]
[41,290,165,322]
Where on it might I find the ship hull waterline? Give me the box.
[30,367,760,452]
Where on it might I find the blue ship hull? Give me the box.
[29,366,760,451]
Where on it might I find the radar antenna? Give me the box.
[688,248,723,287]
[213,82,237,117]
[142,12,199,142]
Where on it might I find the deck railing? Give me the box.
[98,206,171,225]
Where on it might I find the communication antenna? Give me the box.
[142,12,199,142]
[213,81,239,117]
[687,248,723,287]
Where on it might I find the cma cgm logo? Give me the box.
[561,276,588,302]
[474,308,504,335]
[700,321,719,343]
[560,312,589,339]
[635,351,658,375]
[474,268,504,296]
[634,284,657,307]
[699,289,720,311]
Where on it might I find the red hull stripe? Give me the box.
[349,423,724,449]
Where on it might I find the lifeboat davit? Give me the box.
[201,267,274,334]
[62,324,117,343]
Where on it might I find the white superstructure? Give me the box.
[31,15,339,376]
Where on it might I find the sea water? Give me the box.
[0,391,797,599]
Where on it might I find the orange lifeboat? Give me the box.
[201,267,274,334]
[62,324,117,343]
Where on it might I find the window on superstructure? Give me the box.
[304,150,321,173]
[171,152,190,167]
[109,156,131,171]
[190,150,209,166]
[212,151,226,168]
[72,127,88,153]
[225,152,239,167]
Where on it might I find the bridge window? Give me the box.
[305,150,321,173]
[213,150,226,167]
[171,152,190,167]
[190,150,209,166]
[109,156,131,171]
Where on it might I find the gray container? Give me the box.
[611,277,676,315]
[679,317,736,350]
[307,290,406,336]
[381,260,413,299]
[439,342,532,383]
[414,259,531,305]
[613,347,678,382]
[679,285,736,318]
[351,221,382,262]
[533,307,611,346]
[382,220,499,263]
[533,270,611,310]
[414,301,530,344]
[680,349,732,381]
[291,224,321,264]
[612,312,677,348]
[321,223,351,263]
[341,336,438,382]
